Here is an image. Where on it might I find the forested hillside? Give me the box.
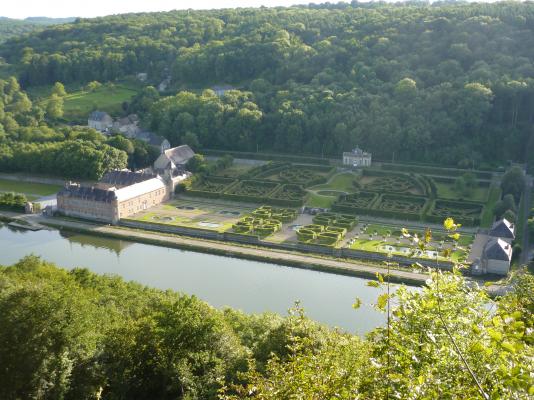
[0,17,74,43]
[0,256,532,399]
[1,2,533,166]
[0,18,39,43]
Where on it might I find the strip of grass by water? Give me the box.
[0,179,61,197]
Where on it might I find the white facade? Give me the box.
[486,259,512,276]
[343,147,372,167]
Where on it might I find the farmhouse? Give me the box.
[112,114,140,136]
[57,171,168,224]
[343,147,372,167]
[88,111,113,132]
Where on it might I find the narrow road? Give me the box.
[520,174,532,264]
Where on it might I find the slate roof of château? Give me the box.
[58,185,117,203]
[100,170,157,188]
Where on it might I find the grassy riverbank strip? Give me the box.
[36,216,429,286]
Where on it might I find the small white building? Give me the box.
[481,237,513,275]
[343,147,372,167]
[88,111,113,132]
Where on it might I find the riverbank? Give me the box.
[33,215,429,286]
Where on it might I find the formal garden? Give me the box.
[347,222,473,263]
[296,212,358,246]
[186,162,336,207]
[182,158,501,228]
[232,206,298,237]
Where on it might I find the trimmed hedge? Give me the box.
[380,163,493,180]
[203,149,331,165]
[0,192,27,212]
[425,199,484,226]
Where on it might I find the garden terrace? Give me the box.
[376,194,427,215]
[332,191,379,212]
[361,170,425,195]
[269,184,307,205]
[426,200,484,226]
[312,212,358,230]
[380,163,493,180]
[232,205,296,237]
[256,164,335,187]
[190,176,238,194]
[225,180,279,198]
[296,221,351,247]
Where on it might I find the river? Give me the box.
[0,223,410,334]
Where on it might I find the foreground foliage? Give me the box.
[0,256,532,399]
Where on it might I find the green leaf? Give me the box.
[376,272,384,283]
[367,281,380,288]
[352,298,362,310]
[501,341,516,353]
[443,217,456,231]
[424,228,432,243]
[376,293,388,311]
[488,328,503,342]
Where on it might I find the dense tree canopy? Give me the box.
[1,2,533,166]
[0,76,162,179]
[1,256,532,399]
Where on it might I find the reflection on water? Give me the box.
[0,223,414,334]
[59,230,133,255]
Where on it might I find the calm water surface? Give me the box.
[0,224,410,334]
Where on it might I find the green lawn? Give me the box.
[0,179,62,197]
[62,85,139,122]
[311,172,358,192]
[34,82,141,123]
[305,192,337,208]
[305,172,359,207]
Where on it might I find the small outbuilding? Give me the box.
[481,237,513,275]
